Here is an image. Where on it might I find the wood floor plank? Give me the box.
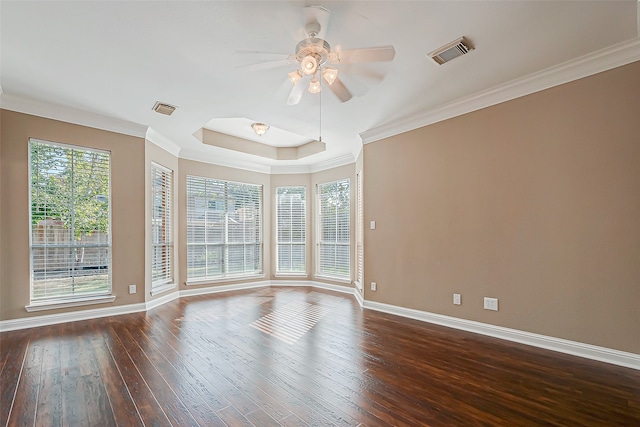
[140,317,232,413]
[36,366,63,427]
[119,319,227,426]
[90,336,144,427]
[0,336,29,426]
[102,324,173,427]
[216,404,255,427]
[1,287,639,426]
[177,321,349,425]
[7,340,44,426]
[279,413,310,427]
[244,407,282,427]
[75,334,117,427]
[110,322,200,427]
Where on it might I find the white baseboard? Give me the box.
[354,289,364,307]
[0,302,146,332]
[275,280,356,294]
[146,290,180,311]
[3,281,637,371]
[179,280,270,297]
[363,300,640,371]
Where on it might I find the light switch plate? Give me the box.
[370,221,376,230]
[453,293,461,305]
[129,284,137,294]
[484,297,498,311]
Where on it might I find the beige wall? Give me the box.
[0,112,355,322]
[363,61,640,354]
[145,141,180,301]
[177,158,272,290]
[0,110,146,320]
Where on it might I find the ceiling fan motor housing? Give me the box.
[295,38,332,68]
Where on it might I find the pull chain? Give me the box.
[319,68,322,143]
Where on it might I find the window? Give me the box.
[186,176,262,281]
[317,179,350,279]
[151,163,173,289]
[29,139,111,302]
[276,186,306,274]
[356,172,364,289]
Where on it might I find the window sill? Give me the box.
[186,274,265,286]
[25,295,116,312]
[313,274,352,285]
[274,273,309,279]
[150,282,177,296]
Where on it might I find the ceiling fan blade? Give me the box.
[334,46,396,64]
[286,78,307,105]
[234,51,296,70]
[326,77,352,103]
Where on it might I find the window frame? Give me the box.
[151,162,174,291]
[355,171,364,290]
[316,178,351,281]
[275,186,307,276]
[186,175,263,283]
[28,138,113,306]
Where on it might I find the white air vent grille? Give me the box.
[152,101,177,115]
[428,37,474,65]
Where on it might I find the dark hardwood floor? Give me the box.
[1,286,639,426]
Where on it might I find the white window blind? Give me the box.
[151,163,173,287]
[276,186,306,274]
[29,139,111,302]
[356,172,364,287]
[317,179,350,279]
[186,176,263,280]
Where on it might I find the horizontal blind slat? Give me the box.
[276,186,306,274]
[29,139,112,302]
[151,164,174,287]
[187,175,263,280]
[317,179,350,278]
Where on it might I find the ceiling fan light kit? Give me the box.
[301,54,319,75]
[322,67,338,85]
[288,70,302,85]
[308,77,321,94]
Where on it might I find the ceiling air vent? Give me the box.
[428,37,474,65]
[152,101,177,116]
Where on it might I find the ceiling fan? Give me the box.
[238,5,396,105]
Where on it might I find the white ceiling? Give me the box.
[1,1,639,172]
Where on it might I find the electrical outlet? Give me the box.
[484,297,498,311]
[129,284,137,294]
[453,293,461,305]
[370,282,377,291]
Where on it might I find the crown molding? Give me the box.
[179,147,272,174]
[308,153,355,173]
[269,164,313,174]
[361,37,640,144]
[0,93,148,138]
[268,152,355,174]
[146,128,181,157]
